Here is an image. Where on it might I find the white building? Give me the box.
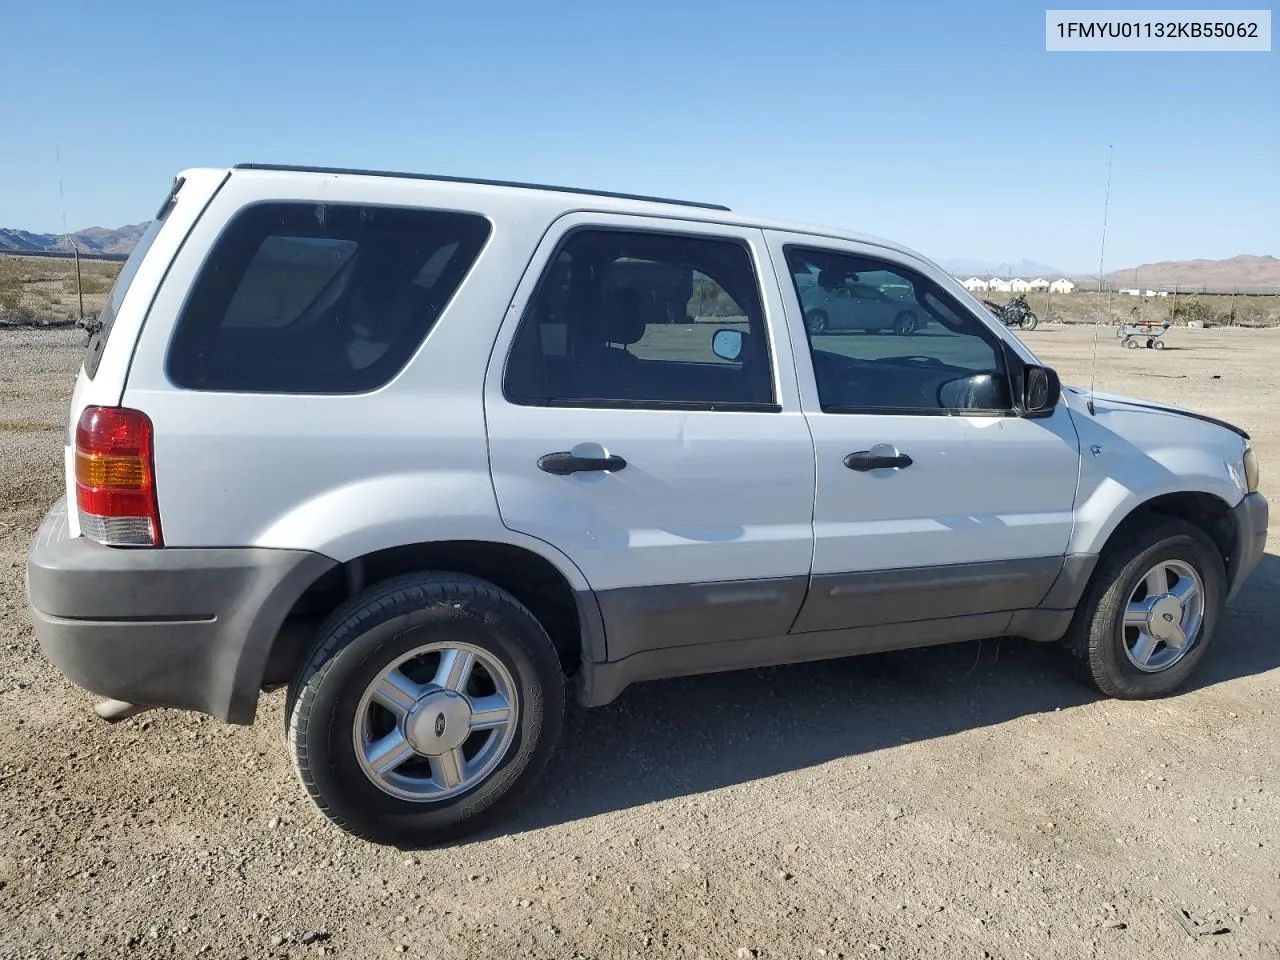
[1009,278,1033,293]
[987,277,1013,293]
[1028,278,1051,291]
[1049,279,1076,294]
[961,277,989,292]
[1119,288,1141,297]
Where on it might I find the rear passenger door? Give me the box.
[484,215,816,663]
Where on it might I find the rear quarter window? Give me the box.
[81,216,168,380]
[166,202,491,394]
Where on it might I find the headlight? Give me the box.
[1243,443,1260,493]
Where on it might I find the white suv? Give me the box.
[27,164,1268,845]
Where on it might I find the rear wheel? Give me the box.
[287,572,565,845]
[806,309,829,334]
[1063,519,1225,698]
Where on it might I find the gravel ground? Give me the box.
[1,324,1277,960]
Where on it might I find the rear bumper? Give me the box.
[26,498,335,723]
[1228,491,1269,603]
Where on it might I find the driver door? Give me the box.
[763,231,1082,635]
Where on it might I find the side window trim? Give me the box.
[501,223,782,413]
[781,241,1016,418]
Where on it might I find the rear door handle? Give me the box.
[538,452,628,475]
[844,450,913,471]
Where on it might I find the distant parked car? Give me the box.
[800,270,924,335]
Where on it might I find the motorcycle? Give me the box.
[982,294,1039,331]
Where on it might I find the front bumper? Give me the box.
[26,498,335,723]
[1228,491,1269,603]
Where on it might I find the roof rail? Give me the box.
[232,164,730,212]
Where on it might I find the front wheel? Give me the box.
[893,311,919,336]
[1062,519,1225,699]
[805,309,829,335]
[1020,312,1039,331]
[287,572,565,845]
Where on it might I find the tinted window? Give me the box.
[83,215,168,380]
[786,246,1010,413]
[504,229,774,409]
[167,202,490,393]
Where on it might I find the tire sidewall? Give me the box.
[894,311,918,335]
[293,592,562,844]
[1090,530,1224,697]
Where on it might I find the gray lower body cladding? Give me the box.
[27,498,335,724]
[28,493,1264,723]
[578,554,1099,706]
[1228,491,1268,603]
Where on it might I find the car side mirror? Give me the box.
[938,373,1004,410]
[1000,340,1060,418]
[712,328,744,362]
[1022,364,1061,416]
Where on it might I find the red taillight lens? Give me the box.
[75,406,162,546]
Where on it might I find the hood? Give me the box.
[1063,386,1249,440]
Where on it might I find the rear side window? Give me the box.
[503,229,775,409]
[167,202,490,394]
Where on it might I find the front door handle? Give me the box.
[538,451,628,475]
[844,450,913,471]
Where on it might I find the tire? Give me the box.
[287,572,565,845]
[806,309,828,334]
[1062,519,1225,699]
[1153,339,1167,350]
[893,311,919,336]
[1021,312,1039,331]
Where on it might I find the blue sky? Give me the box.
[1,0,1275,272]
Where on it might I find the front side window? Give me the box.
[167,202,490,393]
[785,246,1010,414]
[504,229,775,409]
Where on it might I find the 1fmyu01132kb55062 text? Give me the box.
[1046,9,1271,50]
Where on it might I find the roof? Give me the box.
[233,163,731,212]
[225,163,922,265]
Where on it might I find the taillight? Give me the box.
[75,406,163,546]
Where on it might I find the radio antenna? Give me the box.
[1087,144,1114,416]
[56,146,85,325]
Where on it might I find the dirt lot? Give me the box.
[1,324,1277,960]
